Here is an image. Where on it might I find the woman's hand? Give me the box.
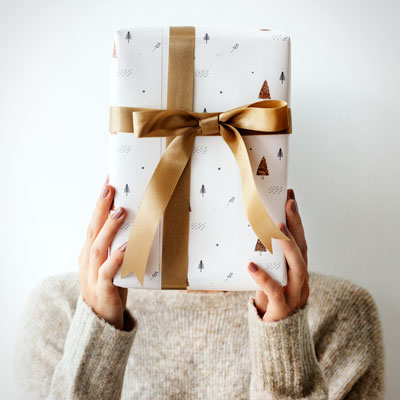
[78,174,129,330]
[247,188,309,322]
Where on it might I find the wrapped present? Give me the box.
[108,26,292,290]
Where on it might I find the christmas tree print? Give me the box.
[277,148,284,160]
[256,156,269,179]
[258,80,271,99]
[200,184,206,197]
[280,71,285,84]
[125,31,132,43]
[124,184,130,196]
[254,238,266,255]
[112,41,117,58]
[198,260,204,272]
[203,33,210,44]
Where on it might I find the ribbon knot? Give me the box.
[198,114,220,135]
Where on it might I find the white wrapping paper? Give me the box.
[108,26,291,290]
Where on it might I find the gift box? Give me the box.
[108,26,292,290]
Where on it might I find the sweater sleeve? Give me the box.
[247,283,386,400]
[247,297,329,399]
[14,274,137,400]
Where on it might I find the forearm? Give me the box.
[248,296,329,399]
[45,294,137,399]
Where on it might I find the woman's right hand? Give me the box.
[78,175,129,331]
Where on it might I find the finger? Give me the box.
[98,241,127,289]
[255,289,269,316]
[79,177,112,276]
[286,189,308,266]
[90,206,126,281]
[300,270,309,307]
[278,223,307,308]
[85,181,115,248]
[248,262,288,320]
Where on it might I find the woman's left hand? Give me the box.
[247,188,309,322]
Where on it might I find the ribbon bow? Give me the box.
[109,99,291,286]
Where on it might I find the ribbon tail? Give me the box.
[120,133,196,286]
[219,124,290,254]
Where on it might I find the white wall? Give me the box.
[1,0,399,398]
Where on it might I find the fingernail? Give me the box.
[112,207,123,219]
[288,189,295,200]
[102,185,109,198]
[280,224,290,236]
[291,200,297,214]
[119,241,128,251]
[249,262,258,272]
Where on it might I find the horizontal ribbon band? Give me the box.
[110,99,292,286]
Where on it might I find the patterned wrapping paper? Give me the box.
[109,26,291,290]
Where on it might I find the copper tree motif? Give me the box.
[256,156,269,179]
[254,238,266,255]
[258,80,271,99]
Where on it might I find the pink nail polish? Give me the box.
[280,224,290,236]
[102,185,109,198]
[119,241,128,251]
[249,262,258,272]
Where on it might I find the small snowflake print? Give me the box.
[191,222,206,230]
[119,221,132,231]
[150,271,159,280]
[268,185,283,195]
[265,261,281,271]
[192,145,208,155]
[117,68,133,78]
[117,144,132,154]
[272,33,289,42]
[152,42,161,52]
[195,69,210,78]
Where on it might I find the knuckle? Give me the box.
[98,266,109,281]
[112,249,124,263]
[259,273,271,286]
[294,268,306,282]
[270,285,283,300]
[90,245,102,260]
[86,226,97,241]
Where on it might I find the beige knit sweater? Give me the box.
[14,270,385,399]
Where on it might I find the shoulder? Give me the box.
[17,271,81,341]
[15,272,81,389]
[24,271,81,317]
[308,270,381,318]
[307,270,384,364]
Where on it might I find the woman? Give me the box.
[14,177,385,399]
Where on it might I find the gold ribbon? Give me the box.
[110,99,291,286]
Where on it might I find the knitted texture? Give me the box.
[14,270,385,399]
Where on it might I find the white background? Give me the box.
[0,0,399,398]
